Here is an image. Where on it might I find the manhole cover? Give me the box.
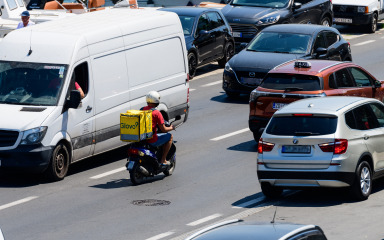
[131,199,171,206]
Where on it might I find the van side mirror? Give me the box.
[292,2,302,10]
[68,90,81,109]
[315,47,327,58]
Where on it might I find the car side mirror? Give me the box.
[292,2,302,9]
[68,90,81,109]
[374,80,382,88]
[198,30,209,37]
[315,47,327,57]
[240,42,248,50]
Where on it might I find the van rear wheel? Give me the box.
[45,143,69,181]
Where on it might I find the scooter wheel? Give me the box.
[130,165,145,185]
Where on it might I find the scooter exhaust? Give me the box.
[139,166,150,176]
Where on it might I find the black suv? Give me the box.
[221,0,333,49]
[160,7,235,79]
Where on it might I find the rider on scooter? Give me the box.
[142,91,175,166]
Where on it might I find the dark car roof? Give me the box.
[159,6,219,16]
[187,221,319,240]
[262,24,339,35]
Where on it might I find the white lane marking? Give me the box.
[90,167,126,179]
[193,69,222,80]
[190,88,196,92]
[146,231,175,240]
[0,196,38,211]
[354,40,375,46]
[232,196,264,209]
[187,214,223,226]
[211,128,249,141]
[202,80,222,87]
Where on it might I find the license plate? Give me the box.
[334,18,352,23]
[273,102,287,110]
[233,32,242,38]
[127,161,135,170]
[282,145,311,153]
[241,77,262,85]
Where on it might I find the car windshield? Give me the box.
[267,116,338,136]
[231,0,289,8]
[247,32,311,54]
[178,15,195,35]
[0,61,68,106]
[260,74,321,91]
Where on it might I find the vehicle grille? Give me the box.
[236,70,268,87]
[230,24,258,35]
[333,5,357,13]
[0,130,19,147]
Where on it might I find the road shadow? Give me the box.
[232,192,267,208]
[228,140,258,152]
[211,92,250,104]
[334,22,384,35]
[90,175,166,189]
[0,145,129,187]
[195,63,221,77]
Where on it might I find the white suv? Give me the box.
[257,96,384,201]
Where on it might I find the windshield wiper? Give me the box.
[284,87,303,92]
[273,51,291,54]
[294,132,320,136]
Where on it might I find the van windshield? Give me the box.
[0,61,68,106]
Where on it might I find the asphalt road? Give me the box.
[1,26,384,240]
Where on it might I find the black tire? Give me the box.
[225,91,239,99]
[188,52,197,79]
[218,42,234,68]
[351,161,372,201]
[367,13,377,33]
[163,155,176,176]
[44,143,69,181]
[319,16,331,26]
[130,165,145,185]
[261,182,283,198]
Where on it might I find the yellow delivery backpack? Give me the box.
[120,109,153,142]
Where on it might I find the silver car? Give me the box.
[258,96,384,201]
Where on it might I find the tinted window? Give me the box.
[328,74,337,89]
[346,105,379,130]
[6,0,18,10]
[178,16,195,35]
[289,229,327,240]
[313,32,327,50]
[266,116,338,136]
[369,103,384,127]
[196,14,209,34]
[350,67,372,87]
[232,0,289,8]
[247,32,311,54]
[324,31,339,46]
[260,74,321,91]
[334,68,355,88]
[206,12,224,29]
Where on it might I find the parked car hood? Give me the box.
[230,50,300,70]
[222,4,280,21]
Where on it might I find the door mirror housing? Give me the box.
[374,80,382,88]
[292,2,302,9]
[315,47,327,58]
[67,90,81,109]
[198,30,209,37]
[240,42,248,50]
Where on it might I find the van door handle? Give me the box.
[86,106,92,113]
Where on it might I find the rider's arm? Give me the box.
[158,123,174,133]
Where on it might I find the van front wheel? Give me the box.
[45,143,69,181]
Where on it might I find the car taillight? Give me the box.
[128,149,144,156]
[319,139,348,154]
[258,138,275,154]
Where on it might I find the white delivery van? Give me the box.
[333,0,384,33]
[0,8,189,180]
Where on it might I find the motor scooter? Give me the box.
[126,117,179,185]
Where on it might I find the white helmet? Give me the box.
[146,91,160,104]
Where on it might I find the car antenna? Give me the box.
[270,206,278,224]
[27,30,33,56]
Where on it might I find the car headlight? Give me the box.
[357,6,367,13]
[225,62,234,73]
[20,127,48,145]
[256,15,280,26]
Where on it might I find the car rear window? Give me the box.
[260,74,321,91]
[266,116,337,136]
